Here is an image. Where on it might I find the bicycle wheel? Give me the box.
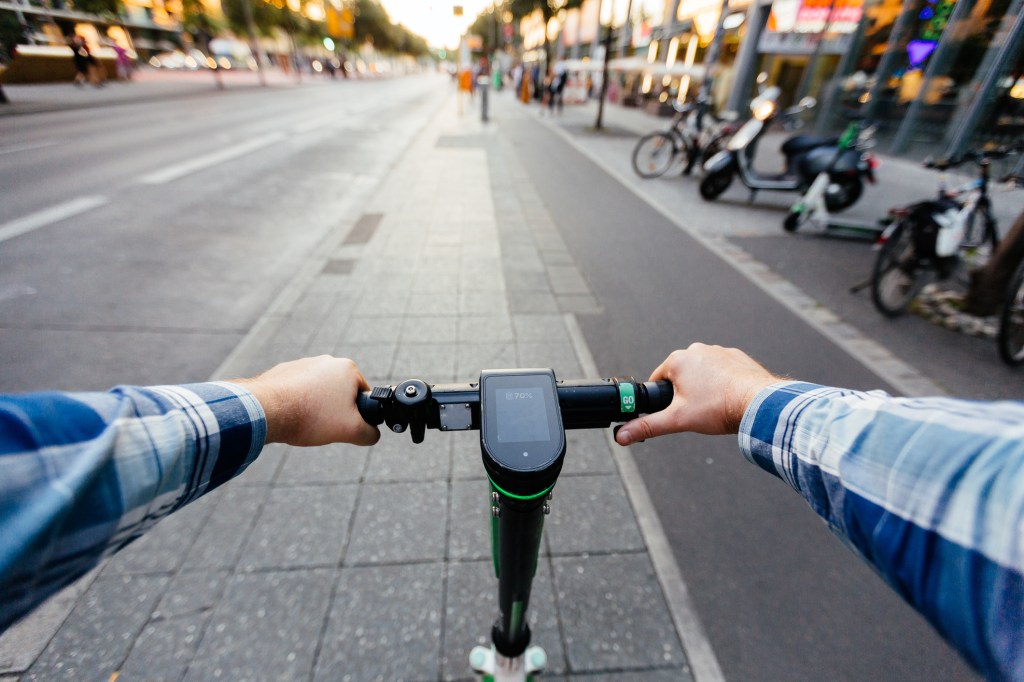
[632,132,679,179]
[871,221,925,317]
[997,261,1024,367]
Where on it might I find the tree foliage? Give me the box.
[351,0,427,55]
[70,0,123,17]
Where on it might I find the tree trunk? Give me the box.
[964,209,1024,316]
[0,83,8,104]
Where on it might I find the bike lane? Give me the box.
[492,101,978,681]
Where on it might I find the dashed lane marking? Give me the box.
[0,196,109,245]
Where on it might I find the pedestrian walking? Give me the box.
[548,65,567,116]
[70,36,91,87]
[112,43,133,81]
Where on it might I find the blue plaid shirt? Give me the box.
[0,382,264,633]
[741,382,1024,681]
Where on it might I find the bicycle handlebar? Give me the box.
[357,375,674,443]
[926,145,1020,171]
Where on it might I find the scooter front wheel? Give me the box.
[699,170,733,200]
[783,210,805,233]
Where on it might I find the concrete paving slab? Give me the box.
[314,563,444,682]
[553,554,687,674]
[546,475,646,555]
[237,484,358,570]
[276,443,368,485]
[347,482,448,565]
[179,484,269,571]
[24,574,169,681]
[184,569,336,682]
[449,480,494,562]
[561,430,617,476]
[117,615,205,682]
[365,431,451,483]
[152,569,228,621]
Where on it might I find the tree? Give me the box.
[70,0,123,17]
[506,0,584,75]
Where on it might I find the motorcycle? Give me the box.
[699,87,870,213]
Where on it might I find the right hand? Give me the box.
[615,343,782,445]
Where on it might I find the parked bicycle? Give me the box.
[357,370,672,681]
[870,147,1015,318]
[631,97,738,179]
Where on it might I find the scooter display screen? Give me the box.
[480,370,564,473]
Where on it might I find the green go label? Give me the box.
[619,383,636,413]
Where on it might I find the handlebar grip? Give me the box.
[356,390,384,425]
[641,380,674,413]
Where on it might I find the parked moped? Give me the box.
[699,87,869,212]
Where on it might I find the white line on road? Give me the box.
[137,134,286,185]
[0,196,109,245]
[564,313,728,682]
[0,141,60,156]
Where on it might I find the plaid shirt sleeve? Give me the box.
[739,381,1024,681]
[0,381,265,633]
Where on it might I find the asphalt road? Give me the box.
[0,76,446,391]
[499,113,979,681]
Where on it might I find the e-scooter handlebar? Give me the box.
[357,374,673,442]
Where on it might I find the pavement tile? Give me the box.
[402,315,459,344]
[459,292,509,315]
[117,615,206,682]
[336,343,395,381]
[503,268,553,292]
[513,313,570,343]
[179,484,270,570]
[411,273,461,294]
[365,431,451,482]
[185,569,336,682]
[561,430,617,475]
[556,294,603,315]
[546,475,645,554]
[276,443,368,485]
[340,315,404,344]
[517,343,583,378]
[448,480,493,561]
[314,563,444,682]
[346,482,448,564]
[391,343,457,381]
[508,291,560,313]
[547,266,591,296]
[152,569,228,620]
[238,484,358,571]
[455,342,518,381]
[408,291,460,315]
[236,442,287,485]
[567,668,692,681]
[353,291,410,316]
[553,554,686,672]
[451,433,486,480]
[458,315,515,344]
[24,574,169,681]
[443,560,565,679]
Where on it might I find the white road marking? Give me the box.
[0,196,109,245]
[564,313,728,682]
[0,141,60,156]
[137,134,286,185]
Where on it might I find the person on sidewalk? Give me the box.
[0,355,378,634]
[614,343,1024,681]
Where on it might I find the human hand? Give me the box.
[232,356,380,447]
[615,343,782,445]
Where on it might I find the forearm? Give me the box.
[739,382,1024,680]
[0,381,264,631]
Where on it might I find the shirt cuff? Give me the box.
[737,381,827,479]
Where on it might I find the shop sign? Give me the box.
[759,29,853,54]
[767,0,863,34]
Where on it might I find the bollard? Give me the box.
[477,75,489,123]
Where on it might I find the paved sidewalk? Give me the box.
[1,90,697,681]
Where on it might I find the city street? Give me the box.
[0,71,1008,680]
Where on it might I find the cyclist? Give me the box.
[616,343,1024,681]
[0,355,378,633]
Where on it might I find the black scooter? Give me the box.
[699,87,869,212]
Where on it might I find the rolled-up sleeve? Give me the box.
[0,381,265,632]
[738,382,1024,681]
